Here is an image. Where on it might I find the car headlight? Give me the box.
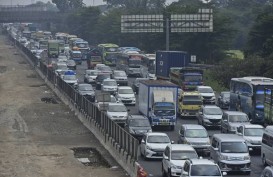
[171,164,179,169]
[148,129,152,132]
[212,96,216,100]
[146,146,151,150]
[220,154,228,160]
[244,155,250,160]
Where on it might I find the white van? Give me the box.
[261,126,273,166]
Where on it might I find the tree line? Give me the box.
[50,0,273,88]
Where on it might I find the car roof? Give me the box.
[182,124,206,130]
[197,86,212,89]
[78,84,92,87]
[103,79,116,82]
[146,132,168,136]
[168,144,195,151]
[118,86,132,89]
[221,91,230,94]
[212,134,245,141]
[223,111,247,115]
[114,70,125,73]
[129,115,147,119]
[203,105,221,109]
[242,124,264,129]
[108,102,125,106]
[189,159,216,165]
[265,126,273,132]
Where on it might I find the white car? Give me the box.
[84,70,99,84]
[62,74,78,86]
[140,132,172,160]
[106,103,128,125]
[112,70,128,86]
[116,86,136,105]
[102,79,118,94]
[237,124,264,151]
[162,144,198,177]
[196,86,216,104]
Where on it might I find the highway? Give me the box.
[74,60,264,177]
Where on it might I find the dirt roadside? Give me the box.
[0,33,128,177]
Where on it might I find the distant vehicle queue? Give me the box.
[6,22,273,177]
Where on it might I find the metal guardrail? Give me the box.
[7,33,139,161]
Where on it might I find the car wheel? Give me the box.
[262,154,268,166]
[162,165,167,177]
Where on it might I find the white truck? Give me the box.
[138,80,178,130]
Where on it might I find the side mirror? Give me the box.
[141,139,145,144]
[223,119,228,122]
[199,112,203,115]
[222,172,227,176]
[213,147,219,151]
[237,132,243,136]
[163,154,169,160]
[249,148,253,151]
[171,141,174,144]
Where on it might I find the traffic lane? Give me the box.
[138,155,262,177]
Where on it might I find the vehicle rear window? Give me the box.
[190,165,221,176]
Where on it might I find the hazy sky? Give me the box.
[0,0,178,6]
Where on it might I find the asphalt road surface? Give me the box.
[74,60,264,177]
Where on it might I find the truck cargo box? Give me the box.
[156,51,189,79]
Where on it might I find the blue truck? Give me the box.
[138,80,178,130]
[156,51,189,80]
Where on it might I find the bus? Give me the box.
[229,76,273,124]
[140,53,156,79]
[97,43,119,66]
[73,40,89,60]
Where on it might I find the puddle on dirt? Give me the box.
[18,61,27,64]
[41,97,58,104]
[71,147,110,167]
[0,66,7,73]
[27,74,37,78]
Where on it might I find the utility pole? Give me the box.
[166,18,170,51]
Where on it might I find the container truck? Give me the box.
[264,88,273,125]
[138,80,178,130]
[47,40,59,58]
[156,51,189,80]
[169,67,204,91]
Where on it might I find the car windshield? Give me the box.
[100,66,111,71]
[79,85,93,91]
[222,92,230,98]
[97,74,110,81]
[171,151,198,160]
[108,105,127,112]
[185,129,208,138]
[104,81,117,86]
[221,142,248,153]
[128,119,150,127]
[198,87,213,93]
[229,115,248,122]
[204,108,222,115]
[67,60,75,65]
[57,65,68,70]
[184,75,202,82]
[86,71,98,76]
[119,88,133,94]
[63,75,76,80]
[114,71,126,77]
[147,135,170,143]
[244,128,264,136]
[190,165,221,176]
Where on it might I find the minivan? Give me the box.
[210,134,251,174]
[261,126,273,166]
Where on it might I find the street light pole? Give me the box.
[166,18,170,51]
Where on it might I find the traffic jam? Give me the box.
[4,23,273,177]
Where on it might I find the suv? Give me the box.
[196,86,216,104]
[178,124,210,156]
[210,134,251,174]
[181,159,224,177]
[116,86,136,105]
[221,111,250,134]
[197,105,223,128]
[112,70,128,86]
[102,79,118,94]
[140,132,172,160]
[162,144,198,177]
[84,70,98,84]
[217,91,230,109]
[106,103,128,126]
[236,124,264,151]
[124,115,152,140]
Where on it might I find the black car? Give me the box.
[95,73,111,90]
[124,115,152,141]
[132,78,149,94]
[217,91,230,109]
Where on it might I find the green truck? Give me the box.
[169,67,204,91]
[264,88,273,125]
[48,40,59,58]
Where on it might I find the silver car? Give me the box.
[221,111,250,134]
[197,105,223,128]
[112,70,128,86]
[177,124,210,155]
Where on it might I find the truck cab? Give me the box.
[178,91,203,118]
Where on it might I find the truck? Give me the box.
[169,67,204,91]
[70,50,82,65]
[47,40,59,58]
[156,51,189,80]
[264,88,273,125]
[178,91,203,118]
[138,80,178,130]
[87,48,102,69]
